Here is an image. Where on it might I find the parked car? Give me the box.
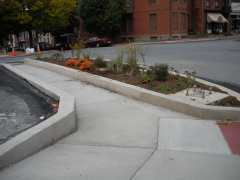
[54,33,74,50]
[54,41,71,50]
[15,47,25,52]
[37,42,52,51]
[85,37,112,48]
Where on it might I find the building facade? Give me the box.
[203,0,230,34]
[122,0,231,40]
[231,0,240,33]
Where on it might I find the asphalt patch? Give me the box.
[0,66,57,144]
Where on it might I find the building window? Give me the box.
[182,13,187,33]
[206,0,210,8]
[215,0,219,8]
[172,13,178,32]
[149,13,157,33]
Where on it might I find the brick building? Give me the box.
[122,0,231,40]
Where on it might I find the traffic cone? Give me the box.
[10,50,16,57]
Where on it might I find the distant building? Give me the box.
[8,31,54,51]
[198,0,231,34]
[231,0,240,32]
[122,0,231,40]
[122,0,191,40]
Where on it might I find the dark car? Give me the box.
[85,37,112,48]
[54,42,71,50]
[54,33,74,50]
[35,42,52,51]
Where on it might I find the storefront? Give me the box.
[231,2,240,33]
[206,13,229,34]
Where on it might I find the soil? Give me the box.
[92,71,191,94]
[210,96,240,107]
[48,60,225,94]
[44,59,240,107]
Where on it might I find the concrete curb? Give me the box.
[0,64,77,169]
[133,35,240,46]
[169,71,240,102]
[25,59,240,121]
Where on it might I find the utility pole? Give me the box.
[224,0,232,33]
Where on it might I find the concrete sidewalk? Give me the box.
[0,64,239,180]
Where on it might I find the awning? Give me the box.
[207,13,229,23]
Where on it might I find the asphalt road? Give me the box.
[1,39,240,91]
[0,56,27,63]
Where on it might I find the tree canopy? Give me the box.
[0,0,76,42]
[0,0,126,43]
[0,0,21,42]
[79,0,126,37]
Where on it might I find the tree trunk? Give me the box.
[28,30,33,48]
[36,31,40,52]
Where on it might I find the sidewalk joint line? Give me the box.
[129,117,160,180]
[57,142,154,150]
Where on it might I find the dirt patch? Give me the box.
[210,96,240,107]
[43,59,240,107]
[48,60,225,94]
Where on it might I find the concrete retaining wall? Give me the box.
[25,59,240,121]
[0,64,76,169]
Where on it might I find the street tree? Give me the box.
[0,0,23,44]
[79,0,126,37]
[0,0,76,46]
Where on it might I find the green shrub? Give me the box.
[94,56,107,68]
[140,69,154,83]
[151,64,169,81]
[158,84,171,94]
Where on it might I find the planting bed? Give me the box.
[41,58,240,108]
[210,96,240,107]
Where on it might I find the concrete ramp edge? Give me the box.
[0,64,77,169]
